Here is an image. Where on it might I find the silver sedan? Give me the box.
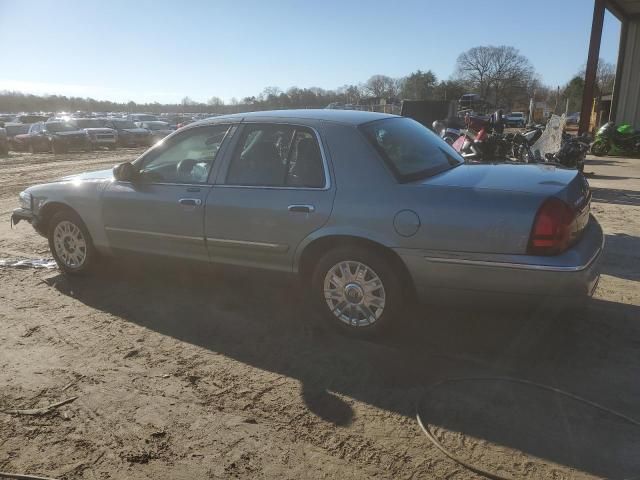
[12,110,603,336]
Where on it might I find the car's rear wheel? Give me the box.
[311,246,404,336]
[48,210,97,275]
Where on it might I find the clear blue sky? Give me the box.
[0,0,621,104]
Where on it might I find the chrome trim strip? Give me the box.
[423,243,603,272]
[206,237,289,253]
[105,226,203,242]
[421,221,605,273]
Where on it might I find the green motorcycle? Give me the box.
[591,122,640,156]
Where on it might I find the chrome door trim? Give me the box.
[206,237,289,253]
[105,226,204,242]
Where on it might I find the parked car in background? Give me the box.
[12,121,91,154]
[161,115,192,128]
[13,114,50,124]
[140,121,174,143]
[0,122,8,155]
[102,119,151,147]
[128,113,158,124]
[504,112,526,128]
[5,123,31,150]
[566,112,580,125]
[11,110,603,337]
[70,118,117,150]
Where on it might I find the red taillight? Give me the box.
[528,197,576,255]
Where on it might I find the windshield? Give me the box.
[360,117,462,182]
[112,120,137,129]
[74,119,105,128]
[46,122,77,133]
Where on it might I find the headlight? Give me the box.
[19,191,32,210]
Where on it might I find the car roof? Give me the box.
[194,109,398,127]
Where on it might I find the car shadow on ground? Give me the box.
[601,233,640,282]
[46,258,640,478]
[591,186,640,206]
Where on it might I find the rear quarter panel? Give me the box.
[303,122,542,258]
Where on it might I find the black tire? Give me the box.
[310,246,405,337]
[590,140,609,156]
[47,209,97,275]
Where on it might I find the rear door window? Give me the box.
[225,124,325,188]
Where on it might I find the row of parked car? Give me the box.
[0,112,213,155]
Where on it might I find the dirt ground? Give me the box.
[0,148,639,480]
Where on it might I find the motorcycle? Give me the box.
[545,133,590,172]
[451,112,509,162]
[432,117,465,145]
[591,122,640,156]
[510,126,544,163]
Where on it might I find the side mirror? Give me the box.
[113,162,137,182]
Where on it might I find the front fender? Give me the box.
[28,180,110,249]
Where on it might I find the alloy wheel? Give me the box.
[53,220,87,269]
[323,260,386,327]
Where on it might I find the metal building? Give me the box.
[581,0,640,133]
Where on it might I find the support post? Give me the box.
[580,0,606,135]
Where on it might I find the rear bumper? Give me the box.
[397,215,604,300]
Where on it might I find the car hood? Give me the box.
[59,168,114,182]
[120,128,149,135]
[420,163,582,196]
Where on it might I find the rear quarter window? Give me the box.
[360,117,462,182]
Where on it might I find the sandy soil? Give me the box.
[0,149,639,479]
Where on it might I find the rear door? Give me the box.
[205,122,335,271]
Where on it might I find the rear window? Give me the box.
[360,117,462,182]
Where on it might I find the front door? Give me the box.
[205,122,335,271]
[102,124,232,261]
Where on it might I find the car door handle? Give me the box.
[288,204,315,213]
[179,198,202,206]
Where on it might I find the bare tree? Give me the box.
[363,75,397,98]
[580,58,616,94]
[207,96,224,106]
[455,45,535,108]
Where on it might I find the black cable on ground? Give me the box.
[415,376,640,480]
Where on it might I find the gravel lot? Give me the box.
[1,149,639,479]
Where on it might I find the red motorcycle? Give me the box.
[452,111,508,162]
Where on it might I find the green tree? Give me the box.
[399,70,437,100]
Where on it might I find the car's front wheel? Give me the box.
[311,246,404,336]
[48,210,97,275]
